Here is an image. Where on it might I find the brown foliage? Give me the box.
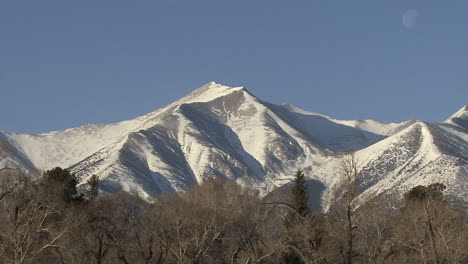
[0,169,467,264]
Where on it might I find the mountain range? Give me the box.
[1,82,466,210]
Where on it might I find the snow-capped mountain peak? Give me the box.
[176,82,247,104]
[1,83,466,209]
[445,105,468,129]
[450,105,468,118]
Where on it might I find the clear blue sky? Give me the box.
[1,0,467,133]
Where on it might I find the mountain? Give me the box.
[445,105,468,130]
[313,119,468,210]
[0,82,466,208]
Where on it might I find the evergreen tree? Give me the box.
[84,174,99,200]
[291,169,310,217]
[281,169,310,263]
[405,183,446,202]
[43,167,81,203]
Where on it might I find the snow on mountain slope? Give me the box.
[1,82,244,172]
[270,104,387,152]
[0,131,39,174]
[0,82,466,207]
[444,105,468,130]
[68,84,334,196]
[1,107,173,172]
[311,121,467,210]
[281,103,414,136]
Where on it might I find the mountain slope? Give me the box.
[312,120,467,210]
[0,83,466,207]
[445,105,468,130]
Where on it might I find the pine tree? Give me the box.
[84,174,99,200]
[405,183,446,202]
[291,169,310,217]
[281,169,310,263]
[43,167,81,203]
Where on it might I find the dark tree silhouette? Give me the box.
[291,169,310,217]
[84,174,99,200]
[43,167,81,203]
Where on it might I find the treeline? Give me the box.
[0,167,467,264]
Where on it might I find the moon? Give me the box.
[402,9,418,29]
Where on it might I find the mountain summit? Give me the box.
[445,105,468,130]
[1,83,466,208]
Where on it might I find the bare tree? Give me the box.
[354,197,394,264]
[0,141,17,200]
[148,178,278,264]
[134,205,167,264]
[340,153,360,264]
[0,174,81,264]
[152,194,223,264]
[0,168,23,201]
[393,184,468,264]
[104,191,159,264]
[0,140,8,162]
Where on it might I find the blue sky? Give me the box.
[0,0,467,133]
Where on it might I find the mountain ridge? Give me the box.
[1,82,466,208]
